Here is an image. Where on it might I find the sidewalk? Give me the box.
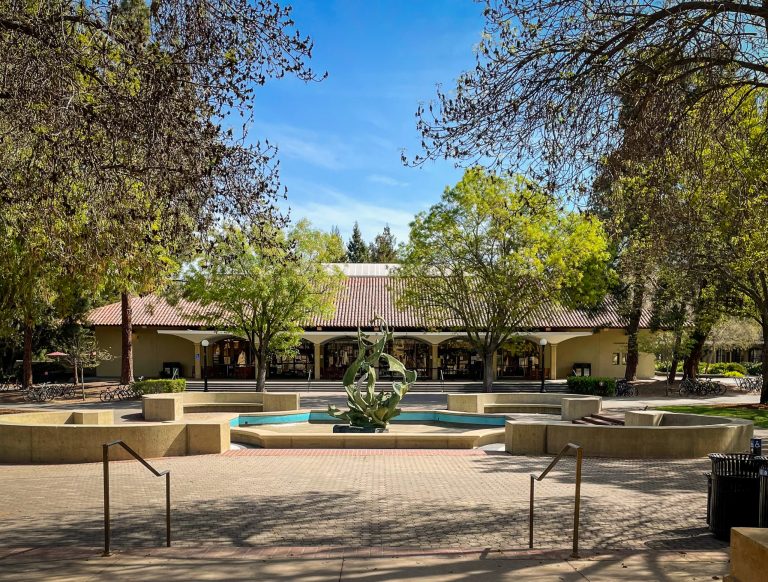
[0,546,730,581]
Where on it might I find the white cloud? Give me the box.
[287,182,413,243]
[367,174,410,188]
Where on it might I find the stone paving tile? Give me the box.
[0,451,724,553]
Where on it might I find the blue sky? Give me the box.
[250,0,486,245]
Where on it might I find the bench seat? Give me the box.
[184,403,264,413]
[483,403,561,414]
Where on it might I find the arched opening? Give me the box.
[269,339,314,379]
[322,337,359,380]
[438,338,482,380]
[209,337,253,379]
[496,338,541,379]
[384,337,432,379]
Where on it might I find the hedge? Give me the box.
[707,362,747,375]
[747,362,763,376]
[565,376,616,397]
[132,379,186,395]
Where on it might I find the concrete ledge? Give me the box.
[561,397,601,421]
[72,410,114,425]
[142,391,300,421]
[143,394,184,422]
[447,393,598,414]
[232,426,504,449]
[484,403,561,414]
[728,528,768,582]
[0,410,231,464]
[505,412,753,458]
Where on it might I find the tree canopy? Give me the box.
[176,221,344,391]
[397,168,610,391]
[413,0,768,193]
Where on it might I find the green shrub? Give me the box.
[708,362,747,375]
[566,376,616,397]
[132,379,186,395]
[746,362,763,376]
[723,371,744,378]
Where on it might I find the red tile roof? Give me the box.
[88,276,649,331]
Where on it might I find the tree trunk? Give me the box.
[22,320,33,388]
[667,330,683,385]
[120,292,133,384]
[761,319,768,404]
[256,342,267,392]
[624,283,645,381]
[482,351,494,393]
[683,330,707,380]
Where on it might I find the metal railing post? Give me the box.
[529,474,535,549]
[528,443,583,558]
[103,444,111,557]
[572,447,583,558]
[102,440,171,555]
[166,472,171,547]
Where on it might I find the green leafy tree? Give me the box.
[177,221,344,391]
[325,226,348,263]
[397,168,610,391]
[369,225,399,263]
[0,1,323,385]
[56,326,113,400]
[346,222,370,263]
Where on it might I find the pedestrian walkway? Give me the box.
[0,545,730,580]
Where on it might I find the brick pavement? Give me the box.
[0,450,723,554]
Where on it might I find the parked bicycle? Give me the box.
[736,375,762,394]
[99,378,143,402]
[678,377,727,397]
[0,375,20,392]
[615,379,637,397]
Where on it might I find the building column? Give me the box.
[314,342,322,380]
[431,343,439,380]
[193,342,202,379]
[549,343,558,380]
[491,350,498,380]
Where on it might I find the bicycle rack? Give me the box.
[529,442,583,558]
[103,440,171,556]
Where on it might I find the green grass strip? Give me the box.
[657,405,768,428]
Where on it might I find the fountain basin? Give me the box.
[230,409,507,449]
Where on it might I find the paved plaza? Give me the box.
[1,388,751,578]
[0,447,729,578]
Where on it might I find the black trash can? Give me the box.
[708,453,767,540]
[759,465,768,528]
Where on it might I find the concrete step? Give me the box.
[185,380,568,393]
[574,414,625,426]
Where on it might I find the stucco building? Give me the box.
[88,263,656,381]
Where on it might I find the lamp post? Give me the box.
[539,338,548,393]
[201,339,209,392]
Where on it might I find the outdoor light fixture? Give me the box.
[201,339,209,392]
[539,338,548,393]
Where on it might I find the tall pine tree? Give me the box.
[369,225,398,262]
[346,222,370,262]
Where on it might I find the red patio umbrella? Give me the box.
[46,351,68,357]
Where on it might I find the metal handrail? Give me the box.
[103,440,171,556]
[529,442,583,558]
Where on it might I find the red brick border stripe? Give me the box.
[223,448,488,457]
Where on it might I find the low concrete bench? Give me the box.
[143,392,300,422]
[727,528,768,582]
[184,403,264,413]
[483,403,562,415]
[447,393,601,421]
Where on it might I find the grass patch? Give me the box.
[657,404,768,428]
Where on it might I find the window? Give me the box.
[612,352,628,365]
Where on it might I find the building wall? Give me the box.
[94,327,195,379]
[94,325,655,381]
[554,329,655,379]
